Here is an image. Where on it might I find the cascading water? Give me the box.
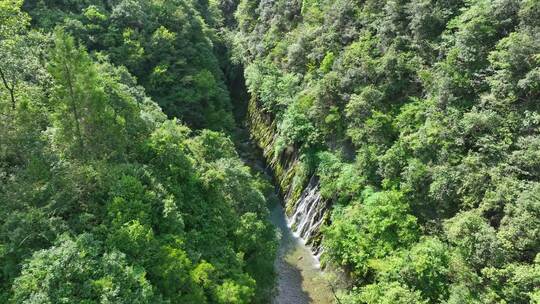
[287,175,327,262]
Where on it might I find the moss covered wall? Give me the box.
[246,97,308,214]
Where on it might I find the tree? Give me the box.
[497,184,540,262]
[48,31,140,160]
[0,0,33,110]
[323,189,419,278]
[11,234,156,303]
[371,237,451,302]
[445,211,503,270]
[341,281,427,304]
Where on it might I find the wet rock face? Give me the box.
[247,97,329,258]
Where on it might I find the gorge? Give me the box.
[235,94,336,303]
[1,0,539,303]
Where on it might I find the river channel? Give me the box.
[269,201,334,304]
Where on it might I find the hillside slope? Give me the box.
[231,0,540,303]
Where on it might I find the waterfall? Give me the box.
[287,175,327,258]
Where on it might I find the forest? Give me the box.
[1,0,539,303]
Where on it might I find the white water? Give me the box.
[286,175,327,260]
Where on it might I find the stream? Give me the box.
[269,202,335,304]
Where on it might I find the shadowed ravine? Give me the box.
[228,67,334,302]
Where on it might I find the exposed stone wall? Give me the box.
[247,97,328,251]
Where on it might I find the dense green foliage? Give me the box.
[3,0,540,302]
[23,0,234,130]
[1,1,276,303]
[233,0,540,302]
